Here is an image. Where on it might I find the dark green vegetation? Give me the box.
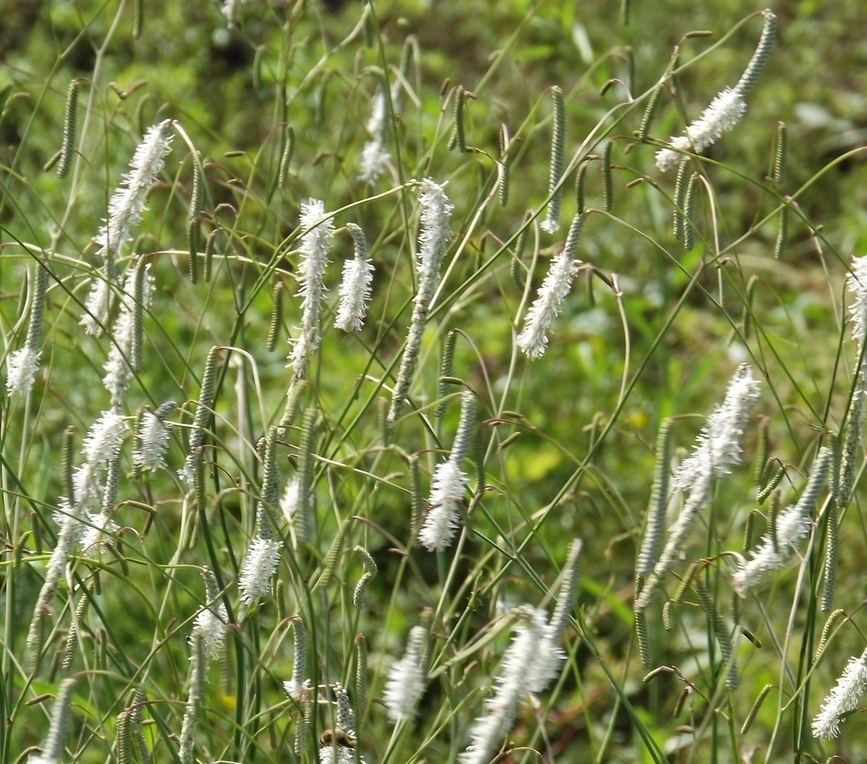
[3,1,867,763]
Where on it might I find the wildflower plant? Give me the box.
[3,3,867,764]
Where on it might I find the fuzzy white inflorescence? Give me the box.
[238,535,282,605]
[384,626,427,721]
[95,122,174,261]
[6,346,41,397]
[387,179,454,429]
[334,223,374,332]
[81,121,173,334]
[289,199,334,380]
[418,390,475,551]
[359,77,402,182]
[80,511,119,557]
[280,475,301,523]
[359,136,391,184]
[634,364,761,611]
[516,251,580,359]
[83,410,128,472]
[656,87,747,171]
[191,597,228,659]
[103,264,154,407]
[28,678,76,764]
[415,179,454,279]
[318,746,355,764]
[133,409,170,472]
[655,11,775,172]
[418,460,467,552]
[839,254,867,505]
[847,255,867,347]
[190,567,228,659]
[671,363,762,494]
[460,606,562,764]
[732,446,832,595]
[812,647,867,740]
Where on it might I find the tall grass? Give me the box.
[2,2,866,763]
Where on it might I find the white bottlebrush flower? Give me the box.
[415,179,454,279]
[178,454,196,487]
[8,262,48,395]
[418,460,467,552]
[238,535,282,604]
[318,746,356,764]
[359,76,403,183]
[655,87,746,171]
[387,179,454,429]
[6,345,41,397]
[289,199,334,380]
[83,121,172,333]
[280,475,301,523]
[460,606,551,764]
[334,224,374,331]
[418,391,475,551]
[516,252,580,359]
[82,410,127,471]
[95,121,174,261]
[366,90,388,139]
[672,363,762,494]
[71,463,100,510]
[81,277,111,336]
[192,600,228,659]
[635,365,760,611]
[812,647,867,740]
[359,139,391,183]
[385,626,426,721]
[133,409,170,472]
[732,446,832,595]
[27,678,76,764]
[847,255,867,346]
[191,566,228,659]
[103,264,154,407]
[655,12,774,172]
[80,511,118,557]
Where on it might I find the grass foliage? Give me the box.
[3,1,867,762]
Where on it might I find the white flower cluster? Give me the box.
[359,75,403,183]
[635,365,760,611]
[672,363,762,494]
[103,263,154,407]
[516,252,579,359]
[460,605,564,764]
[732,446,831,595]
[387,179,453,429]
[290,199,334,380]
[280,475,301,523]
[656,88,746,172]
[418,391,475,551]
[96,122,174,261]
[384,626,427,721]
[334,223,374,332]
[238,535,282,605]
[132,405,173,473]
[847,255,867,347]
[82,121,172,334]
[190,567,228,659]
[418,461,467,552]
[812,647,867,740]
[655,11,775,171]
[6,345,40,397]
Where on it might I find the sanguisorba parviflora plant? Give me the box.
[2,3,866,763]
